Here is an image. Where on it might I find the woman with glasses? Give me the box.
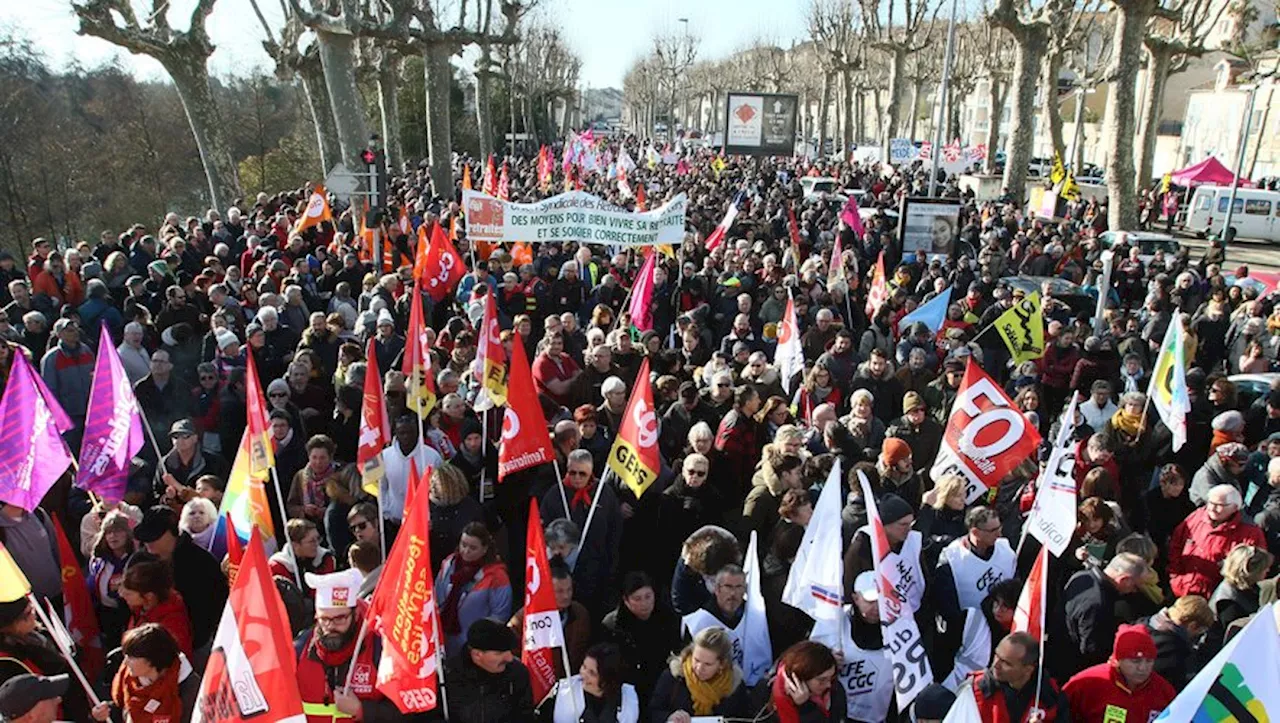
[434,521,512,658]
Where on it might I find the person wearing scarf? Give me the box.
[766,642,844,723]
[650,628,749,723]
[434,521,511,658]
[111,623,200,723]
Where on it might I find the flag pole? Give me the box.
[552,459,571,517]
[30,595,101,706]
[268,465,303,590]
[336,613,373,723]
[479,409,488,504]
[376,492,387,564]
[573,469,608,559]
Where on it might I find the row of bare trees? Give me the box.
[625,0,1257,230]
[70,0,583,213]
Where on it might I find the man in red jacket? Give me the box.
[1168,484,1268,596]
[1063,624,1175,722]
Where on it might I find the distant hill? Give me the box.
[584,87,623,124]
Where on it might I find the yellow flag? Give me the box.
[1061,172,1081,202]
[994,292,1046,364]
[1050,154,1066,186]
[0,542,32,603]
[1161,174,1172,193]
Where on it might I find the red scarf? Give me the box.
[112,658,183,723]
[772,665,829,723]
[439,557,483,634]
[564,480,595,508]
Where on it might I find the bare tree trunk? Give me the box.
[475,67,494,159]
[984,78,1003,174]
[1135,44,1172,193]
[841,67,854,157]
[818,72,831,155]
[508,72,517,154]
[1071,91,1088,171]
[165,54,241,211]
[883,46,908,154]
[1001,33,1046,201]
[315,31,370,173]
[377,55,403,173]
[855,89,864,145]
[1105,4,1148,231]
[299,60,342,174]
[872,89,883,142]
[1042,50,1066,163]
[909,76,922,141]
[424,43,453,198]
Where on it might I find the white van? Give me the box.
[1185,186,1280,242]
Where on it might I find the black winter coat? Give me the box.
[649,663,751,723]
[600,604,683,711]
[439,655,536,723]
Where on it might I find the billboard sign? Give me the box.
[724,92,798,156]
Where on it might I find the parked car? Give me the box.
[1098,230,1182,265]
[1229,373,1279,407]
[1000,276,1095,317]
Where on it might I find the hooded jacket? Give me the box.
[1168,507,1267,597]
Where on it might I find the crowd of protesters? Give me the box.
[0,134,1278,723]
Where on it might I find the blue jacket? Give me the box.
[434,554,512,658]
[40,342,94,420]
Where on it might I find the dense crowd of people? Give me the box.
[0,136,1278,723]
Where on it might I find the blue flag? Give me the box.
[897,286,952,335]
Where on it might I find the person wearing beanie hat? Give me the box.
[1209,410,1246,452]
[441,618,534,723]
[887,392,943,479]
[877,437,922,508]
[924,356,965,424]
[1189,441,1250,505]
[1062,623,1175,723]
[0,598,94,721]
[843,491,927,625]
[911,683,956,723]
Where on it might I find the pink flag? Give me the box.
[840,195,866,240]
[628,251,658,332]
[0,352,73,511]
[77,324,146,502]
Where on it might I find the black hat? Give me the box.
[0,674,69,719]
[0,598,30,628]
[460,417,483,440]
[879,494,913,524]
[133,505,179,544]
[466,618,516,652]
[912,683,956,719]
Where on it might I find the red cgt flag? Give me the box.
[498,161,510,201]
[421,222,465,303]
[522,501,566,703]
[50,516,103,682]
[498,332,555,480]
[192,527,305,723]
[368,460,440,713]
[358,337,391,497]
[482,155,498,197]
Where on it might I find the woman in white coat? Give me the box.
[539,642,640,723]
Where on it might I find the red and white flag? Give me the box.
[421,221,466,302]
[522,500,566,703]
[1013,545,1048,642]
[606,358,661,499]
[858,471,932,709]
[775,293,803,396]
[497,161,510,201]
[498,332,555,480]
[482,155,498,196]
[358,337,391,496]
[864,250,887,317]
[930,359,1042,504]
[473,291,508,411]
[703,200,740,251]
[192,527,305,723]
[368,459,440,713]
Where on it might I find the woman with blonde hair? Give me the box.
[1205,545,1274,651]
[916,474,968,563]
[428,462,484,572]
[650,627,750,723]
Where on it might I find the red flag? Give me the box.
[498,161,510,201]
[193,527,306,723]
[498,332,554,480]
[482,155,498,196]
[402,287,438,419]
[368,459,440,713]
[606,358,661,498]
[462,164,473,191]
[421,222,466,302]
[929,359,1043,504]
[1013,545,1048,642]
[703,202,740,251]
[863,250,886,318]
[402,460,424,521]
[224,517,244,586]
[359,337,391,496]
[787,204,804,267]
[412,222,431,286]
[522,501,566,702]
[636,183,647,211]
[50,516,102,682]
[537,147,553,191]
[244,348,274,476]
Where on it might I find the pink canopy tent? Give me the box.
[1169,156,1252,187]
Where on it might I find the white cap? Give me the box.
[306,568,365,610]
[853,571,879,602]
[216,329,238,351]
[377,309,395,327]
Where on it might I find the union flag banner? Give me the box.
[1013,546,1047,642]
[992,291,1046,364]
[522,501,565,703]
[482,155,498,197]
[402,284,438,419]
[473,291,508,410]
[421,222,465,302]
[51,515,102,682]
[863,250,886,317]
[358,337,391,496]
[606,358,661,498]
[292,186,332,234]
[192,528,305,723]
[498,332,554,480]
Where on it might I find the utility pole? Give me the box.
[928,0,959,197]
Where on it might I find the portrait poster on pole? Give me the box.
[899,197,962,256]
[723,93,798,156]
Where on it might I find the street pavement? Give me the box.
[1177,234,1280,272]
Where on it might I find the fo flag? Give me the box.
[606,358,661,498]
[193,527,305,723]
[421,222,466,302]
[930,359,1042,504]
[473,291,508,411]
[368,458,440,713]
[1013,546,1047,642]
[358,337,391,497]
[1025,393,1080,557]
[499,332,554,479]
[76,323,145,502]
[775,293,804,395]
[858,471,932,709]
[523,501,566,703]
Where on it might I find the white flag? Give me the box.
[1156,603,1280,722]
[783,460,844,632]
[1025,393,1080,557]
[1146,310,1190,451]
[775,293,805,396]
[741,531,774,686]
[858,471,933,709]
[942,680,984,723]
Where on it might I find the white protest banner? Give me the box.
[462,189,687,247]
[889,138,915,164]
[1025,393,1080,557]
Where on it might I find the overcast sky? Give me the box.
[1,0,808,88]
